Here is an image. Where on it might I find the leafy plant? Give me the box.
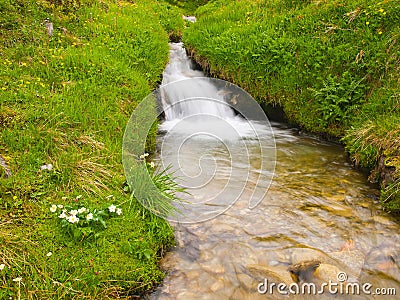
[312,72,366,126]
[120,239,153,261]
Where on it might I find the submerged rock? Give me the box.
[247,264,294,285]
[361,244,400,282]
[313,263,344,283]
[290,248,326,265]
[328,250,365,278]
[288,259,348,287]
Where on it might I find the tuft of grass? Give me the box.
[0,0,185,297]
[183,0,400,212]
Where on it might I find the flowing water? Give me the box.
[150,43,400,299]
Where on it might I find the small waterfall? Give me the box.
[156,42,276,222]
[160,43,236,122]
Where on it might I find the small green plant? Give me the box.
[312,72,366,126]
[120,239,153,261]
[49,196,123,242]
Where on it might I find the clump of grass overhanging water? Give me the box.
[144,159,187,217]
[183,0,400,213]
[0,0,185,298]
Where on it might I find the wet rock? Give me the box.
[233,287,271,300]
[288,259,321,283]
[176,290,204,300]
[290,248,326,265]
[361,244,400,282]
[288,260,349,295]
[201,258,225,274]
[313,263,344,283]
[210,278,225,292]
[183,241,200,260]
[269,260,280,266]
[237,273,255,290]
[247,264,294,285]
[159,251,178,272]
[230,288,248,300]
[197,272,218,293]
[369,154,396,188]
[328,250,365,278]
[339,239,355,251]
[255,251,290,266]
[185,270,200,281]
[372,215,396,227]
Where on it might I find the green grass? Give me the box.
[164,0,210,15]
[0,0,185,297]
[183,0,400,212]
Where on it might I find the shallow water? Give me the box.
[149,43,400,299]
[151,123,400,299]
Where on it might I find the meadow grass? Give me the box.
[164,0,210,14]
[184,0,400,212]
[1,0,185,298]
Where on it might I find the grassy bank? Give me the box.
[183,0,400,212]
[164,0,210,14]
[0,0,184,298]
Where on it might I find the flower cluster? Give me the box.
[49,196,123,241]
[50,203,122,224]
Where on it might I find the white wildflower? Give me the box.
[67,215,79,224]
[108,204,116,213]
[139,153,149,159]
[46,252,52,257]
[86,213,93,221]
[0,264,5,271]
[40,163,53,171]
[150,161,155,168]
[75,194,82,200]
[116,208,122,216]
[69,209,78,216]
[50,204,57,213]
[78,207,87,214]
[58,211,67,219]
[57,204,63,209]
[13,277,22,282]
